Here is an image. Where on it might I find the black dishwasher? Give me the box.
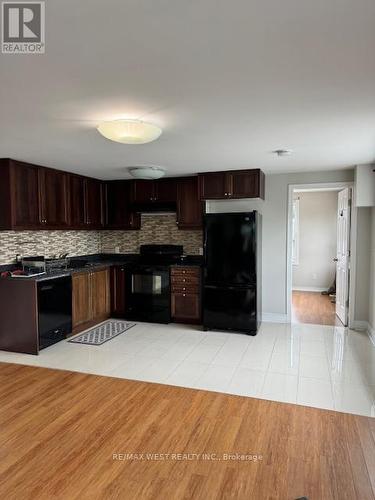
[37,276,72,349]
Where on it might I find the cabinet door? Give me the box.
[11,161,41,228]
[91,269,110,320]
[105,181,140,229]
[133,180,155,202]
[110,266,126,317]
[39,169,69,228]
[72,273,91,328]
[176,177,203,229]
[69,175,86,228]
[85,179,104,228]
[171,293,201,322]
[155,178,177,202]
[198,172,227,200]
[228,170,264,199]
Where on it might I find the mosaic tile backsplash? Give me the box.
[101,214,203,256]
[0,215,203,265]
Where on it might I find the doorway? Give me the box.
[287,183,355,327]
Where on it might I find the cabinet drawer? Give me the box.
[171,267,200,277]
[171,284,200,294]
[171,275,200,286]
[171,293,201,322]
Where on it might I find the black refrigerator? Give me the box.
[203,212,261,335]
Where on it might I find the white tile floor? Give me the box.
[0,321,375,417]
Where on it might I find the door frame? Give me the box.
[286,181,357,327]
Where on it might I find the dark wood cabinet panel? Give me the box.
[171,293,201,322]
[110,266,127,317]
[72,273,91,328]
[198,172,227,200]
[229,169,265,199]
[91,269,110,320]
[85,179,104,228]
[155,178,177,202]
[39,168,69,228]
[133,180,155,202]
[176,177,203,229]
[171,267,201,323]
[198,169,265,200]
[105,181,140,230]
[133,178,177,203]
[69,175,86,228]
[11,161,40,228]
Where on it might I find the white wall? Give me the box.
[207,169,354,320]
[292,191,337,291]
[354,208,371,323]
[355,164,375,207]
[369,207,375,335]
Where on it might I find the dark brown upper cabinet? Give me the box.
[69,175,104,229]
[176,177,203,229]
[105,180,140,230]
[198,169,265,200]
[132,180,155,203]
[0,159,70,230]
[0,159,40,229]
[132,178,177,204]
[69,174,87,228]
[85,178,104,229]
[39,168,70,228]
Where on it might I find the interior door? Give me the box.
[336,188,351,326]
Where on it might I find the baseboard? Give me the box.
[352,320,375,347]
[262,313,288,323]
[367,323,375,347]
[292,286,329,293]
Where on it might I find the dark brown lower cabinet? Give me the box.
[110,266,127,317]
[171,267,201,323]
[72,268,110,333]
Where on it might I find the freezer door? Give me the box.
[203,285,258,334]
[204,213,256,286]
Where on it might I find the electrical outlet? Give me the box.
[115,246,120,254]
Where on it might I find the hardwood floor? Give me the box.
[292,291,344,326]
[1,363,375,499]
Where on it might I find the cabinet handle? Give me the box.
[182,270,186,274]
[183,294,186,297]
[183,287,186,290]
[176,221,179,225]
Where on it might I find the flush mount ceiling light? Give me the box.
[97,119,162,145]
[129,166,166,180]
[273,149,293,157]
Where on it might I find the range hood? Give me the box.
[131,201,177,213]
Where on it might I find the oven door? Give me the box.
[126,266,171,323]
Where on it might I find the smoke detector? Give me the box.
[273,149,293,157]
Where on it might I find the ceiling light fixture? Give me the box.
[129,166,166,180]
[97,119,162,145]
[273,149,293,157]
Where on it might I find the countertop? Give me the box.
[0,253,203,282]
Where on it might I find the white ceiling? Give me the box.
[0,0,374,179]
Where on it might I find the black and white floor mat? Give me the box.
[68,320,136,346]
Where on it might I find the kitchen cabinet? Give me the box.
[198,169,265,200]
[171,267,201,323]
[4,160,40,229]
[85,178,105,228]
[110,265,127,316]
[72,268,110,332]
[132,178,177,203]
[176,177,203,229]
[69,175,105,229]
[0,159,70,230]
[39,168,70,228]
[105,181,140,229]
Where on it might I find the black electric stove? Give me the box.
[125,245,184,323]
